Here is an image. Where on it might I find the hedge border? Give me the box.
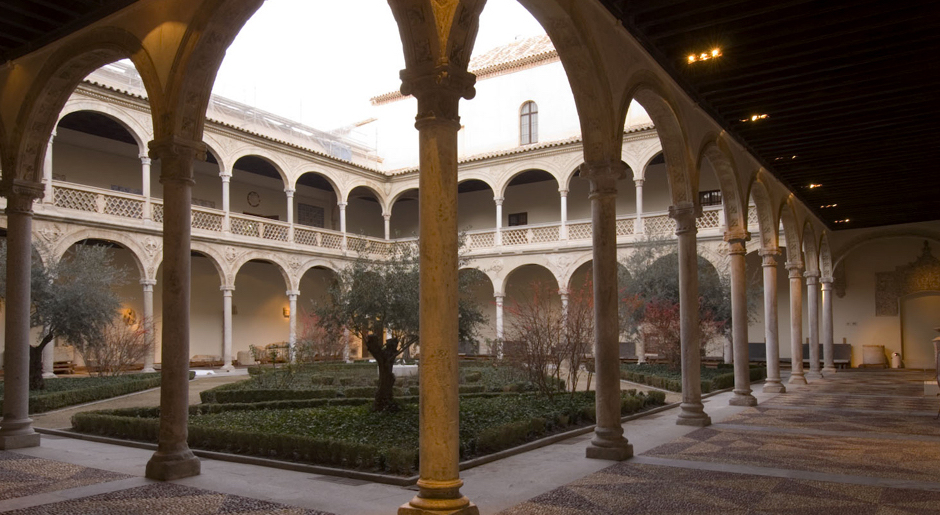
[620,366,767,393]
[0,373,164,414]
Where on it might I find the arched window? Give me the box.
[520,101,538,145]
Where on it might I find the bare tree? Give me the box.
[505,280,564,398]
[295,310,346,362]
[562,279,594,392]
[78,317,151,376]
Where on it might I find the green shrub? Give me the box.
[310,375,335,385]
[464,371,482,383]
[458,384,485,394]
[0,373,164,414]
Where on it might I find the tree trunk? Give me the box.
[365,333,397,412]
[29,333,54,390]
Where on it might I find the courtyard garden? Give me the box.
[71,362,666,475]
[620,363,767,393]
[0,372,167,414]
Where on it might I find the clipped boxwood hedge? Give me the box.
[0,373,170,414]
[620,365,767,393]
[73,390,665,475]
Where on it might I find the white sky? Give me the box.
[212,0,546,131]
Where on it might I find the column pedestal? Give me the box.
[727,235,757,407]
[583,160,633,459]
[760,249,786,393]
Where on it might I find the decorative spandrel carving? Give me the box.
[875,241,940,316]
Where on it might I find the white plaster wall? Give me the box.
[154,255,223,362]
[231,261,290,355]
[458,188,496,232]
[346,195,384,238]
[53,130,142,191]
[503,179,561,225]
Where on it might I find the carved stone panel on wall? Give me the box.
[875,241,940,316]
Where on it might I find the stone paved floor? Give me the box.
[3,369,938,514]
[502,369,940,514]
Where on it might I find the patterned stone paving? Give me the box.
[499,462,940,515]
[4,483,334,515]
[723,407,940,437]
[501,370,940,515]
[0,452,131,501]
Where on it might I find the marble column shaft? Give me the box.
[494,196,503,246]
[145,137,202,481]
[634,179,644,234]
[43,133,55,204]
[672,203,711,426]
[727,236,757,406]
[760,250,785,393]
[398,67,477,515]
[582,161,633,459]
[821,279,836,373]
[787,263,807,385]
[41,340,55,379]
[287,290,299,360]
[141,156,152,220]
[495,294,504,357]
[559,189,568,240]
[0,183,43,449]
[221,286,234,372]
[805,272,821,378]
[220,170,231,232]
[141,279,157,373]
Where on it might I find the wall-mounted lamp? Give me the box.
[283,306,290,318]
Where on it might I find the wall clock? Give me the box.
[247,191,261,207]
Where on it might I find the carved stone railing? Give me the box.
[53,183,144,219]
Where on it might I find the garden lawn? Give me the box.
[0,373,163,414]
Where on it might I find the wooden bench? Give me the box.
[748,342,852,369]
[53,360,75,375]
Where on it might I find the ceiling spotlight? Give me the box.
[806,183,822,189]
[820,204,838,209]
[688,48,722,63]
[834,218,851,224]
[741,114,769,122]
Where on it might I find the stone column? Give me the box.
[805,271,822,378]
[495,293,504,357]
[0,181,43,449]
[141,279,157,373]
[398,66,478,515]
[145,137,202,481]
[672,203,711,426]
[43,131,55,204]
[821,278,836,373]
[41,340,55,378]
[141,156,153,220]
[221,285,234,372]
[287,290,299,359]
[727,234,756,406]
[786,262,807,386]
[494,196,503,246]
[338,201,347,249]
[581,160,633,460]
[220,168,232,232]
[559,189,568,240]
[384,213,392,240]
[760,249,785,393]
[634,178,644,234]
[284,188,295,243]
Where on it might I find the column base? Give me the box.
[787,374,808,386]
[221,363,235,372]
[585,439,633,461]
[142,367,157,373]
[398,500,478,515]
[42,372,56,379]
[145,451,201,481]
[729,393,758,407]
[763,382,786,393]
[822,366,837,374]
[0,432,40,450]
[806,370,823,380]
[676,403,711,427]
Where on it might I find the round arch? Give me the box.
[345,184,388,215]
[497,165,560,199]
[52,229,149,281]
[293,169,342,198]
[499,260,563,297]
[746,173,779,251]
[231,253,292,291]
[802,221,819,274]
[56,104,150,155]
[230,150,290,189]
[295,258,340,292]
[697,137,746,236]
[778,199,803,266]
[200,134,228,175]
[188,241,230,286]
[832,228,940,269]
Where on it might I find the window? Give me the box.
[520,101,538,145]
[698,189,723,207]
[508,212,528,227]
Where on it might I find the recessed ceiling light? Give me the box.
[688,48,722,63]
[806,183,822,189]
[820,204,838,209]
[834,218,850,224]
[740,114,769,122]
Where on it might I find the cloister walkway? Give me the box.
[0,369,936,514]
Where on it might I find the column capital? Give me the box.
[140,278,157,287]
[383,212,391,221]
[493,196,504,206]
[337,202,347,209]
[580,160,627,199]
[2,180,44,214]
[284,188,295,197]
[724,230,751,254]
[804,270,820,285]
[558,188,569,197]
[401,65,476,127]
[140,156,152,166]
[148,137,206,185]
[220,285,235,293]
[759,248,780,267]
[494,293,505,301]
[286,290,300,298]
[634,178,645,187]
[786,262,804,278]
[669,202,699,235]
[558,288,570,297]
[820,279,833,290]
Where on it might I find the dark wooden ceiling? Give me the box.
[4,1,938,230]
[0,1,137,62]
[599,0,940,230]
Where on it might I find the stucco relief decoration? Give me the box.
[875,241,940,316]
[37,224,64,245]
[487,259,503,278]
[225,246,239,263]
[287,256,302,273]
[143,237,161,257]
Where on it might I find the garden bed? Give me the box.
[620,364,766,393]
[72,389,665,476]
[0,373,165,414]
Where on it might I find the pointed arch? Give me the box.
[697,134,746,237]
[746,172,779,251]
[818,231,834,281]
[802,221,819,274]
[778,198,803,266]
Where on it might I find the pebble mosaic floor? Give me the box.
[500,369,940,514]
[0,453,130,501]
